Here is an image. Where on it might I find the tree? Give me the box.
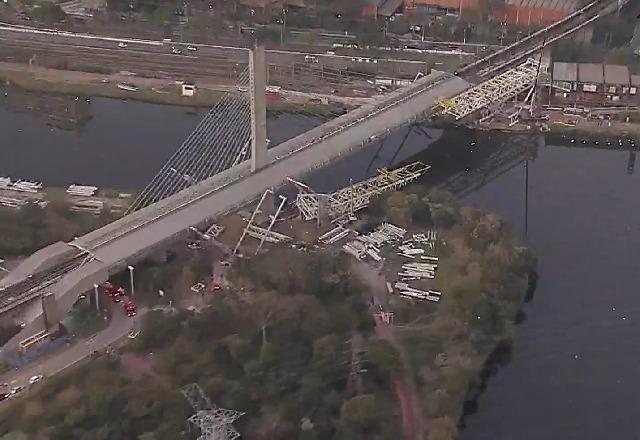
[33,1,66,24]
[339,395,382,435]
[427,416,458,440]
[367,339,403,377]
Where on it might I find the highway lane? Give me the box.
[0,299,134,394]
[0,25,426,76]
[0,25,427,79]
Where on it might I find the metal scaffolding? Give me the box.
[181,383,245,440]
[438,58,540,120]
[289,161,430,223]
[233,189,290,255]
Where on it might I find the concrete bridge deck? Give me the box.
[2,71,470,349]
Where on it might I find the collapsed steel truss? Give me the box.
[290,161,430,222]
[181,383,245,440]
[438,58,540,120]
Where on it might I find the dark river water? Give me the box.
[0,91,320,190]
[2,90,639,439]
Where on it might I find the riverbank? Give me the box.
[0,186,125,257]
[0,62,358,115]
[448,110,640,138]
[370,189,537,439]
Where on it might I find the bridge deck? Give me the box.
[3,72,470,348]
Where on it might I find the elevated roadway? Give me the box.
[0,0,626,348]
[1,70,470,348]
[459,0,630,80]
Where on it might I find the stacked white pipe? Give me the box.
[11,180,42,193]
[67,185,98,197]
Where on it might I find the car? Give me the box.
[172,48,182,55]
[187,241,202,250]
[210,282,221,293]
[9,386,23,396]
[117,42,127,49]
[0,393,8,402]
[304,55,319,63]
[29,375,43,385]
[187,46,197,51]
[191,282,206,293]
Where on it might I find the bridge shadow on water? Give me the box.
[294,124,539,201]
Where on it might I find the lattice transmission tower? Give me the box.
[181,383,245,440]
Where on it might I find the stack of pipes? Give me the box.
[11,180,42,193]
[319,225,351,245]
[67,185,98,197]
[398,262,436,280]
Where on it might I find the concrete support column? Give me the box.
[250,46,268,173]
[41,292,60,332]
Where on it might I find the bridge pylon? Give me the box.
[249,45,268,173]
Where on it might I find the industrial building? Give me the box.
[552,62,636,102]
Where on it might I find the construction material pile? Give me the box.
[342,223,406,262]
[66,185,98,197]
[7,180,42,193]
[394,282,442,302]
[394,231,442,303]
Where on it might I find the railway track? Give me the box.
[0,253,86,314]
[460,0,622,79]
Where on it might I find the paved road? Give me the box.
[0,23,428,80]
[0,300,134,395]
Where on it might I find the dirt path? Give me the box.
[373,313,423,440]
[351,259,425,440]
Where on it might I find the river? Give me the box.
[2,91,639,439]
[0,90,321,190]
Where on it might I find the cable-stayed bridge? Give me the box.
[0,0,627,349]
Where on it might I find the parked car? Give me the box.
[117,42,127,48]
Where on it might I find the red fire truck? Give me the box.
[103,282,125,303]
[123,300,137,317]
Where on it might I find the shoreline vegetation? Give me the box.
[0,194,120,257]
[0,63,343,116]
[0,185,537,440]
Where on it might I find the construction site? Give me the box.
[182,160,444,310]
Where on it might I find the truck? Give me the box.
[104,283,125,303]
[123,300,137,317]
